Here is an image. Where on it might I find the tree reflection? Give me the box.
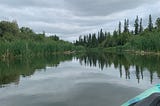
[77,52,160,84]
[0,54,73,87]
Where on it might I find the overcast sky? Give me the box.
[0,0,160,41]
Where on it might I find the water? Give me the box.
[0,53,160,106]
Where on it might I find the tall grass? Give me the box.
[0,39,84,58]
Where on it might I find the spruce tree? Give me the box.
[139,18,143,33]
[92,33,97,47]
[124,19,129,33]
[134,16,139,35]
[118,21,121,35]
[124,19,127,33]
[99,29,104,43]
[127,19,129,32]
[156,17,160,30]
[88,34,92,47]
[148,14,153,31]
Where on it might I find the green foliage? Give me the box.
[127,31,160,52]
[124,19,129,33]
[134,16,139,35]
[139,18,143,33]
[0,20,83,58]
[118,21,121,35]
[75,14,160,53]
[156,17,160,30]
[148,14,153,31]
[75,29,107,48]
[0,21,19,37]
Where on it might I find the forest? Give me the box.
[75,15,160,52]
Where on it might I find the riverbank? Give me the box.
[124,50,160,56]
[98,46,160,56]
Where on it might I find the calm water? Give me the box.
[0,53,160,106]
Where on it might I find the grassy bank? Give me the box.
[0,40,85,59]
[0,20,85,59]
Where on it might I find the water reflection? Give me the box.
[0,54,73,87]
[0,52,160,87]
[77,52,160,84]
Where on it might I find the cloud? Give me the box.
[65,0,156,16]
[0,0,159,41]
[0,0,65,8]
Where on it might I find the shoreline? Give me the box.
[101,47,160,56]
[124,50,160,56]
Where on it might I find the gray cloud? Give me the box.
[0,0,65,8]
[0,0,159,41]
[65,0,156,16]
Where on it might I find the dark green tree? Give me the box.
[92,33,98,47]
[49,35,59,41]
[156,17,160,30]
[20,27,33,34]
[99,29,105,43]
[134,16,139,35]
[0,21,19,37]
[148,14,153,31]
[127,19,129,32]
[113,30,118,46]
[139,18,143,33]
[124,19,129,33]
[88,34,92,47]
[118,21,121,35]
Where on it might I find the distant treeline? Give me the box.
[0,20,84,58]
[75,15,160,52]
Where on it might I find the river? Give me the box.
[0,53,160,106]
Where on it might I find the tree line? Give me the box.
[0,20,84,58]
[75,14,160,52]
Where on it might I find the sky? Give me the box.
[0,0,160,41]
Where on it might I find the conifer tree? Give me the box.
[134,16,139,35]
[127,19,129,32]
[148,14,153,31]
[118,21,121,35]
[156,17,160,30]
[99,29,104,43]
[124,19,129,33]
[139,18,143,33]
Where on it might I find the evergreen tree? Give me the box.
[79,36,83,45]
[97,32,100,43]
[139,18,143,33]
[83,35,87,45]
[134,16,139,35]
[104,32,107,39]
[124,19,127,33]
[124,19,129,33]
[92,33,98,47]
[148,14,153,31]
[113,30,118,38]
[113,30,118,46]
[88,34,92,47]
[99,29,104,43]
[127,19,129,32]
[118,21,121,35]
[156,17,160,30]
